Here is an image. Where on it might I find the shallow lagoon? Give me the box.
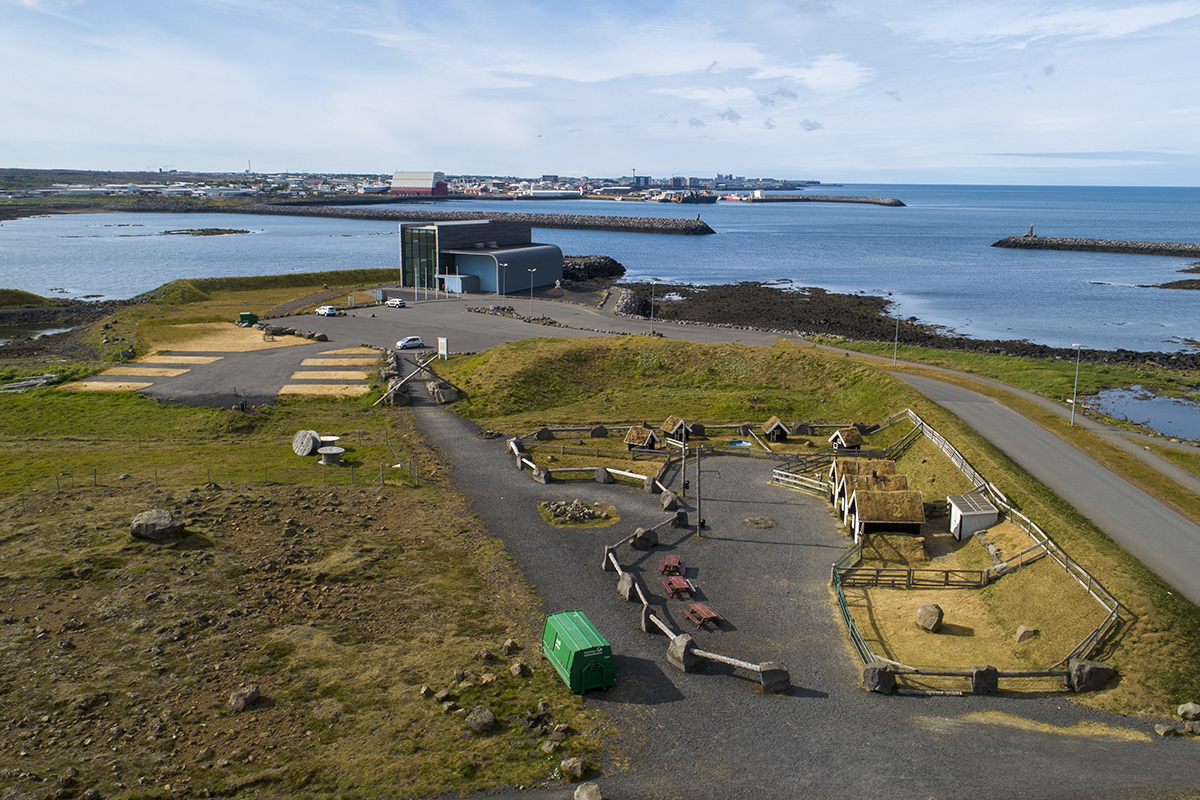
[1084,386,1200,440]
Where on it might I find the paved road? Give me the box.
[898,374,1200,605]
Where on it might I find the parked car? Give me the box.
[315,305,344,316]
[385,298,406,308]
[396,336,425,349]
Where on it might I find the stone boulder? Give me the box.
[509,661,528,678]
[560,756,588,780]
[594,467,614,484]
[229,684,260,713]
[671,510,689,528]
[659,491,679,511]
[1015,625,1040,643]
[1067,658,1115,693]
[862,662,895,694]
[1178,702,1200,721]
[131,508,185,541]
[643,475,659,494]
[589,425,608,438]
[759,662,791,694]
[532,465,551,484]
[534,427,555,441]
[574,783,604,800]
[970,665,999,695]
[465,706,496,733]
[629,527,658,550]
[616,572,637,601]
[916,604,943,633]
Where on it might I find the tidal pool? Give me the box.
[1084,385,1200,441]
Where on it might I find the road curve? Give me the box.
[898,373,1200,605]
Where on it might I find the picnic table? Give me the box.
[662,575,696,599]
[658,554,686,575]
[684,602,723,629]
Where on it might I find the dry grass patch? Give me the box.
[288,370,371,381]
[917,712,1149,742]
[893,435,979,498]
[300,358,379,367]
[278,383,372,397]
[139,355,223,364]
[99,366,191,377]
[58,380,153,392]
[144,322,308,352]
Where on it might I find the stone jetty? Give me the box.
[238,203,716,235]
[993,235,1200,258]
[742,194,905,207]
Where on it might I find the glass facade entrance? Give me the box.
[401,227,437,289]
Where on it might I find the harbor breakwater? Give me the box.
[742,194,905,207]
[992,235,1200,258]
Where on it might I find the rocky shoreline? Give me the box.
[993,235,1200,258]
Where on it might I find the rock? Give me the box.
[1185,720,1200,736]
[454,667,466,683]
[193,746,215,763]
[589,425,608,438]
[1067,658,1116,693]
[659,491,678,511]
[574,782,604,800]
[510,661,528,678]
[479,673,497,687]
[594,467,614,484]
[537,700,551,714]
[418,685,434,698]
[1178,702,1200,720]
[916,604,943,633]
[477,648,494,662]
[671,510,689,528]
[759,662,791,693]
[441,701,458,713]
[540,740,560,753]
[534,427,555,441]
[560,756,588,780]
[1015,625,1040,643]
[862,662,895,694]
[616,572,637,601]
[1155,724,1184,737]
[643,475,659,494]
[970,665,999,695]
[228,684,260,713]
[434,688,452,703]
[666,634,701,673]
[502,638,519,656]
[532,465,551,484]
[130,508,185,541]
[630,527,658,550]
[313,332,328,342]
[465,706,496,733]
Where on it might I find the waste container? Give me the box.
[541,610,615,694]
[238,312,259,325]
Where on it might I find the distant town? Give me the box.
[0,168,828,201]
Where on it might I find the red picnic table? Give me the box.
[684,601,723,629]
[658,554,686,575]
[662,575,696,599]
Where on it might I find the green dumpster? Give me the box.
[541,610,615,694]
[238,312,259,325]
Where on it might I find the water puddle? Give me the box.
[1083,385,1200,441]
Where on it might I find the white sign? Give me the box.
[437,337,448,359]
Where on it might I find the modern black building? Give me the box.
[399,219,563,295]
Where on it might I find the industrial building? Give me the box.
[399,219,563,295]
[389,171,448,196]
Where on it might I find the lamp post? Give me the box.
[650,278,657,336]
[528,268,537,319]
[497,262,507,297]
[1070,343,1082,426]
[893,316,900,366]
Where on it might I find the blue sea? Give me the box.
[1,185,1197,354]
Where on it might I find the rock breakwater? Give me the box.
[744,195,906,207]
[993,235,1200,258]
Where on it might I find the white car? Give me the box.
[385,298,406,308]
[396,336,425,349]
[315,305,344,316]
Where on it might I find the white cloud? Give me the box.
[752,55,872,92]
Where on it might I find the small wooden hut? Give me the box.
[624,425,660,451]
[948,491,1000,541]
[828,426,865,450]
[763,416,789,443]
[847,489,926,543]
[661,415,688,442]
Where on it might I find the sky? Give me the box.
[3,0,1200,185]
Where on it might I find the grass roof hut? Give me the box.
[661,415,688,442]
[763,415,789,443]
[624,424,660,451]
[828,426,865,450]
[840,473,910,523]
[829,458,896,508]
[847,489,926,543]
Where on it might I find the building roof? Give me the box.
[948,492,999,515]
[846,473,910,493]
[624,426,659,447]
[763,415,787,434]
[852,490,926,523]
[828,427,865,447]
[661,415,686,434]
[832,458,896,479]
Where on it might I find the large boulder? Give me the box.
[560,756,588,780]
[131,508,185,541]
[532,465,551,484]
[465,706,496,733]
[916,604,944,633]
[229,684,260,713]
[1067,658,1115,692]
[629,527,658,550]
[594,467,614,484]
[659,491,679,511]
[862,662,895,694]
[616,572,637,601]
[759,662,791,694]
[574,783,604,800]
[1178,702,1200,721]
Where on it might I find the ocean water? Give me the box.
[0,185,1197,353]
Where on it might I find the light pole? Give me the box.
[1070,343,1082,426]
[497,262,507,297]
[893,316,900,366]
[650,278,657,336]
[528,268,537,319]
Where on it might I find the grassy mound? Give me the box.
[0,288,55,308]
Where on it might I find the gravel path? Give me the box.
[411,392,1200,800]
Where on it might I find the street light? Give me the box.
[893,316,900,366]
[528,268,537,319]
[1070,343,1082,426]
[650,278,657,336]
[497,262,507,297]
